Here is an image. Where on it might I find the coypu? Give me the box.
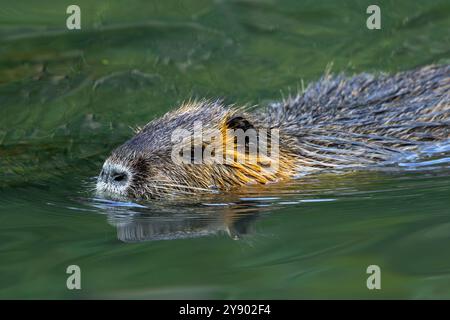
[96,64,449,199]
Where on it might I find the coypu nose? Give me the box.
[98,163,131,189]
[112,172,127,182]
[107,169,129,185]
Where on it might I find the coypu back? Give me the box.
[258,64,450,170]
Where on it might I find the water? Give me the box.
[0,0,449,299]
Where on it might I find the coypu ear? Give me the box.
[225,116,255,131]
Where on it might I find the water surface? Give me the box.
[1,0,450,299]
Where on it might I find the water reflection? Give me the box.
[91,197,273,242]
[109,210,260,242]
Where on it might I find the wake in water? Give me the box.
[398,139,450,170]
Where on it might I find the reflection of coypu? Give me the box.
[109,210,260,242]
[98,200,264,242]
[97,65,449,199]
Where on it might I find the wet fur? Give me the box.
[99,64,450,199]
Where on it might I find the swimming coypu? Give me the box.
[97,64,449,199]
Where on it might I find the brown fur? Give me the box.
[97,65,449,199]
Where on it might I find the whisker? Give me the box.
[150,185,196,195]
[157,183,214,192]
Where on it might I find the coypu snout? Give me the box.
[96,162,132,197]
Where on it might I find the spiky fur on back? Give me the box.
[258,64,449,171]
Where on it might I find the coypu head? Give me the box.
[96,100,297,200]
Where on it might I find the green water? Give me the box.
[1,0,450,299]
